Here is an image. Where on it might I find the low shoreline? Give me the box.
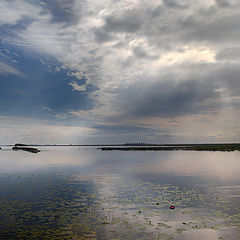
[98,144,240,151]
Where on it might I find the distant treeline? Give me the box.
[98,144,240,152]
[2,143,240,152]
[124,143,154,146]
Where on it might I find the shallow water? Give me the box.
[0,147,239,239]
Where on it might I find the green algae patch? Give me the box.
[175,228,186,234]
[157,233,175,240]
[157,222,172,229]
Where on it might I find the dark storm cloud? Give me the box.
[132,47,159,60]
[94,28,113,43]
[119,77,218,118]
[45,0,82,25]
[94,11,142,42]
[116,63,240,119]
[93,1,240,49]
[179,14,240,44]
[104,15,141,33]
[138,10,240,50]
[162,0,188,9]
[215,47,240,61]
[216,64,240,97]
[215,0,231,7]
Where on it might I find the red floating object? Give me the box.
[170,205,175,209]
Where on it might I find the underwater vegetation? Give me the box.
[0,173,239,239]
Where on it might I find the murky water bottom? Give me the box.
[0,147,239,239]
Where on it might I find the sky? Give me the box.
[0,0,240,144]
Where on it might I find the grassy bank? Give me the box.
[98,144,240,151]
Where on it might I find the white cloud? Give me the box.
[0,116,97,144]
[69,82,87,92]
[1,0,240,142]
[0,60,25,77]
[17,19,72,57]
[0,0,41,26]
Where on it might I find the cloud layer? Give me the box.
[0,0,240,143]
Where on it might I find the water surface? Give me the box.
[0,147,239,239]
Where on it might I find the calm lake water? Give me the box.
[0,147,240,239]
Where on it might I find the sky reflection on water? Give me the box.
[0,147,239,239]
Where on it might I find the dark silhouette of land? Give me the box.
[98,143,240,151]
[1,143,240,152]
[12,144,40,153]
